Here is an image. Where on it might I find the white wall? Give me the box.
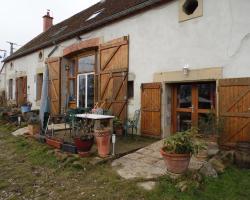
[4,0,250,115]
[0,63,5,92]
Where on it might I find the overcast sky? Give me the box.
[0,0,100,60]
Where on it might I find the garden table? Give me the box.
[75,113,115,134]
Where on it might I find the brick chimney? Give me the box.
[43,10,53,32]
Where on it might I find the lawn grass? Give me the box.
[0,123,250,200]
[147,167,250,200]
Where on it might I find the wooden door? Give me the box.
[16,76,27,107]
[172,82,216,133]
[141,83,162,137]
[47,57,61,115]
[99,36,129,121]
[219,78,250,147]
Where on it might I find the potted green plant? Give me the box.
[113,117,123,135]
[94,125,111,158]
[198,111,224,143]
[27,116,40,136]
[73,119,94,157]
[160,128,202,174]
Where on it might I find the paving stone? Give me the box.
[12,127,29,136]
[136,148,154,155]
[199,162,218,178]
[153,160,165,169]
[209,157,225,173]
[137,181,156,191]
[139,156,161,165]
[188,157,205,171]
[207,143,219,157]
[112,140,167,180]
[11,124,70,137]
[123,152,146,160]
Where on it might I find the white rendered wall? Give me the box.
[4,0,250,115]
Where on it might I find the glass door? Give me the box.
[77,73,94,108]
[174,84,194,132]
[172,82,216,133]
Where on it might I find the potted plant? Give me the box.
[94,125,111,158]
[160,128,202,174]
[198,111,224,143]
[73,119,94,157]
[113,117,123,136]
[27,116,40,136]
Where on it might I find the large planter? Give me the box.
[46,137,63,149]
[160,149,191,174]
[28,124,40,136]
[94,129,111,158]
[74,135,94,153]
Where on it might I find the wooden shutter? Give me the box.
[47,57,61,115]
[15,79,18,105]
[99,36,129,121]
[141,83,162,137]
[219,78,250,148]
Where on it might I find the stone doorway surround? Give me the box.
[153,67,223,138]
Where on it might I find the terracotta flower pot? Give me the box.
[46,137,63,149]
[28,124,40,136]
[94,129,111,158]
[74,136,94,153]
[160,149,191,174]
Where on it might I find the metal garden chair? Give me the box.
[124,109,141,136]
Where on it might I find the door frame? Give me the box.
[77,72,94,108]
[171,81,216,133]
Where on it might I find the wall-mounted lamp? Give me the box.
[65,65,70,71]
[183,64,190,77]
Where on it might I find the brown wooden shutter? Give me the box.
[98,36,129,121]
[141,83,162,137]
[15,79,18,105]
[47,57,61,115]
[219,78,250,148]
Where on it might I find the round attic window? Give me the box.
[38,51,43,60]
[183,0,198,15]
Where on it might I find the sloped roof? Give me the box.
[4,0,173,63]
